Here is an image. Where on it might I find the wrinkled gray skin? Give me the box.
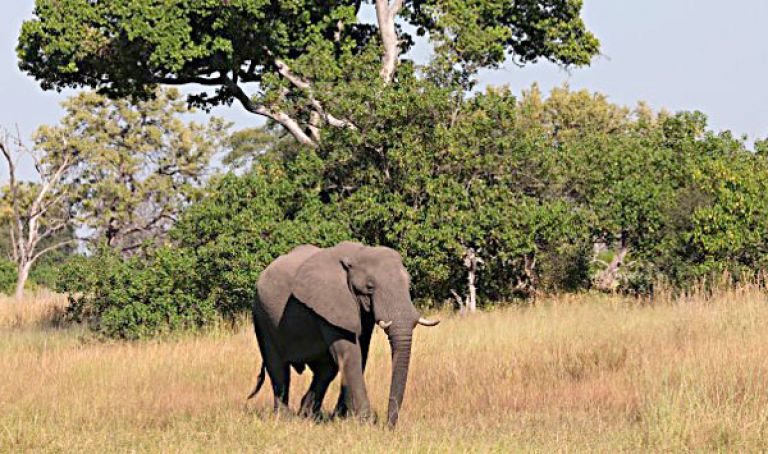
[249,241,438,427]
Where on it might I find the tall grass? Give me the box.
[0,291,67,330]
[2,284,768,452]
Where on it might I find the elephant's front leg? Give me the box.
[333,319,373,418]
[329,339,372,420]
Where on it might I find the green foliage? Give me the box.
[18,0,598,102]
[223,126,280,171]
[188,84,768,306]
[59,246,215,340]
[34,88,228,251]
[25,0,768,341]
[173,151,352,316]
[678,137,768,277]
[16,0,598,153]
[0,254,61,295]
[57,81,768,338]
[0,257,17,295]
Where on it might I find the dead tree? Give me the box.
[592,234,630,292]
[512,254,538,299]
[0,128,74,300]
[451,247,484,313]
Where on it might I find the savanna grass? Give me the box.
[2,283,768,452]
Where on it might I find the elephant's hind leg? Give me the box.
[265,362,290,413]
[252,306,290,413]
[299,361,338,418]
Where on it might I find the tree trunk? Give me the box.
[375,0,404,84]
[15,261,31,301]
[467,262,477,313]
[594,241,629,292]
[463,248,483,313]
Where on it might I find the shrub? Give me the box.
[172,154,352,317]
[59,246,215,340]
[0,258,17,295]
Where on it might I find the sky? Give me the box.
[2,0,767,179]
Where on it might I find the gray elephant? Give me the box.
[248,241,438,427]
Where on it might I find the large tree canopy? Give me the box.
[18,0,599,146]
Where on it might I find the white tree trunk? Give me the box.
[467,273,477,312]
[376,0,404,83]
[594,243,629,292]
[15,261,31,301]
[463,248,483,313]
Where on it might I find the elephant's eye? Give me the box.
[365,280,375,291]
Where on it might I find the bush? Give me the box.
[0,258,17,295]
[172,154,352,317]
[59,246,216,340]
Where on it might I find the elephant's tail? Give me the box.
[247,362,266,400]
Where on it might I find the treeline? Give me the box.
[11,0,766,340]
[172,84,768,305]
[31,83,767,339]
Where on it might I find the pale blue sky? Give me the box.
[2,0,767,180]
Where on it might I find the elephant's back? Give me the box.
[256,245,321,328]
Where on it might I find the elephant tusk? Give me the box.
[377,320,393,330]
[418,317,440,327]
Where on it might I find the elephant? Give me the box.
[247,241,439,427]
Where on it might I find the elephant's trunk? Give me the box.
[386,327,413,427]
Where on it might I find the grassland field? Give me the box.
[2,285,768,452]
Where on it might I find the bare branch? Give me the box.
[273,58,358,133]
[222,77,318,147]
[274,59,311,91]
[8,224,17,262]
[334,19,345,42]
[164,73,321,146]
[1,128,76,299]
[38,219,69,242]
[1,129,26,269]
[26,154,71,253]
[450,289,466,312]
[28,154,70,218]
[158,75,224,86]
[308,111,322,143]
[309,99,358,130]
[120,212,176,238]
[28,192,67,220]
[389,0,405,19]
[162,71,320,147]
[30,239,77,266]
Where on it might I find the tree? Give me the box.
[0,129,76,300]
[0,207,77,291]
[223,125,287,171]
[18,0,599,147]
[35,89,228,253]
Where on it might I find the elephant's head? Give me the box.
[292,242,438,426]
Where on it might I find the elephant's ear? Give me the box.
[292,242,364,335]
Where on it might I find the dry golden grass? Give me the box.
[3,285,768,452]
[0,291,67,330]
